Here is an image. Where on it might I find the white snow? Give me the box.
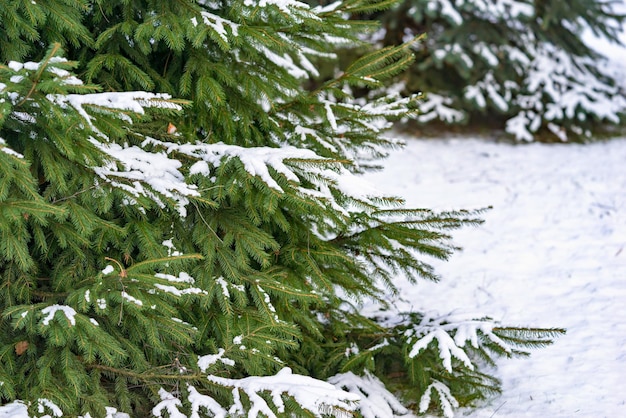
[419,380,459,418]
[198,348,235,372]
[417,93,465,124]
[364,135,626,417]
[0,401,29,418]
[152,389,186,418]
[101,265,115,275]
[196,11,239,42]
[243,0,310,14]
[186,385,228,418]
[155,272,195,284]
[40,305,77,326]
[50,91,182,130]
[413,0,626,141]
[583,0,626,80]
[215,277,230,298]
[153,283,206,296]
[329,371,411,418]
[406,326,475,372]
[0,402,129,418]
[120,291,143,307]
[256,44,309,79]
[428,0,463,26]
[206,367,360,417]
[97,298,107,310]
[37,398,62,417]
[0,137,24,158]
[152,367,360,418]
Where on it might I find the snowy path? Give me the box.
[364,137,626,417]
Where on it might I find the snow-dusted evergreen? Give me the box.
[377,0,626,141]
[0,1,562,417]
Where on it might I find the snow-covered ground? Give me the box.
[364,136,626,417]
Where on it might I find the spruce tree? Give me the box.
[376,0,626,141]
[1,1,563,417]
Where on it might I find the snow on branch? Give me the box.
[91,140,200,215]
[0,398,63,418]
[207,367,360,417]
[149,138,386,206]
[50,91,182,131]
[0,402,130,418]
[197,348,235,372]
[255,43,311,79]
[0,401,132,418]
[186,386,228,418]
[0,137,24,159]
[91,131,387,217]
[417,94,465,124]
[469,0,534,20]
[427,0,463,26]
[433,43,473,69]
[4,55,390,219]
[418,380,459,418]
[328,371,415,418]
[40,305,77,326]
[463,72,513,112]
[405,313,512,373]
[427,0,533,25]
[244,0,311,14]
[7,57,83,87]
[506,41,626,141]
[192,12,240,42]
[152,389,190,418]
[170,140,322,191]
[37,399,62,417]
[5,56,182,132]
[152,368,359,418]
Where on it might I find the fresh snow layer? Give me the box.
[364,136,626,417]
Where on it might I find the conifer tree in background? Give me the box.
[375,0,626,141]
[0,1,563,417]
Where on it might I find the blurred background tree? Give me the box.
[353,0,626,141]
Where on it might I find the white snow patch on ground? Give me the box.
[364,136,626,417]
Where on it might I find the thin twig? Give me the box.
[51,185,98,204]
[489,401,507,418]
[191,200,222,242]
[104,257,128,325]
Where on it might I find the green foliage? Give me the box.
[0,0,563,417]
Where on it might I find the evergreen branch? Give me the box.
[88,364,206,383]
[0,199,66,218]
[125,254,204,274]
[493,326,567,336]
